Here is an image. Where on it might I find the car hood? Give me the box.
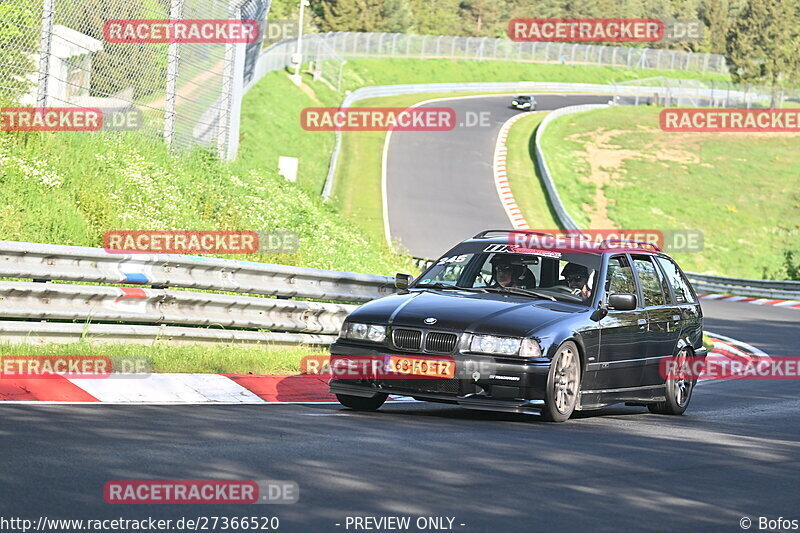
[348,289,587,337]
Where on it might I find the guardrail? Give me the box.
[684,273,800,300]
[0,241,395,346]
[532,105,800,300]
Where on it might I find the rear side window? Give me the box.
[607,256,636,295]
[656,256,697,303]
[633,257,666,307]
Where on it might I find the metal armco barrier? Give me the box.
[0,241,394,303]
[0,241,395,346]
[684,273,800,300]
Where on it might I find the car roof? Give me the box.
[466,230,663,255]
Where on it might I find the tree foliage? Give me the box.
[726,0,800,88]
[0,3,37,104]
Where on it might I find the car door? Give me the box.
[595,254,649,389]
[655,254,704,358]
[631,255,681,386]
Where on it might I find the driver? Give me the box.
[561,263,592,301]
[491,255,535,288]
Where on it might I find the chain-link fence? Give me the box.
[302,32,728,75]
[245,32,731,98]
[612,76,799,108]
[0,0,268,160]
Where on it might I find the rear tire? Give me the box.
[648,349,694,415]
[541,341,581,422]
[336,393,387,411]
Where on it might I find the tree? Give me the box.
[726,0,800,97]
[318,0,385,32]
[700,0,731,54]
[409,0,462,35]
[379,0,416,33]
[0,3,37,104]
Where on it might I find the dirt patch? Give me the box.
[290,74,323,104]
[565,127,701,228]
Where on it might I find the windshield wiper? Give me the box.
[413,283,487,292]
[482,286,557,301]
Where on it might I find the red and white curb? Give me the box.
[699,294,800,310]
[0,373,416,405]
[493,113,532,230]
[0,334,767,403]
[700,331,771,383]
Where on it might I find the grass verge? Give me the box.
[504,112,561,230]
[536,106,800,278]
[340,59,729,91]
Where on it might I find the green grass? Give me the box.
[504,112,561,230]
[0,342,327,374]
[0,124,413,275]
[536,106,800,278]
[235,70,341,196]
[340,59,729,91]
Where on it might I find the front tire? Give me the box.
[336,393,387,411]
[648,349,694,415]
[541,341,581,422]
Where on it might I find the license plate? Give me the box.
[386,356,455,378]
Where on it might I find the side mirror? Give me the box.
[608,293,637,311]
[394,273,413,290]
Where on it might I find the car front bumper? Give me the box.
[328,341,553,414]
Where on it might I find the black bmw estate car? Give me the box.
[329,230,707,422]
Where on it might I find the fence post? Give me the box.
[436,35,443,57]
[163,0,182,149]
[217,0,247,160]
[392,33,398,56]
[378,33,385,56]
[35,0,56,108]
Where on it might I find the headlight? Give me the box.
[470,335,521,356]
[512,101,518,105]
[340,322,386,343]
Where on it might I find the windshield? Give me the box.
[414,244,601,306]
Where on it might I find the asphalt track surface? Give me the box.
[2,95,799,533]
[385,94,610,259]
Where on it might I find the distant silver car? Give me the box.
[511,95,536,111]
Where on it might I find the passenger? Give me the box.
[561,263,592,301]
[491,255,536,288]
